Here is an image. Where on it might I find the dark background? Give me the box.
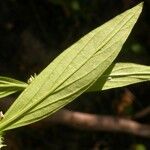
[0,0,149,149]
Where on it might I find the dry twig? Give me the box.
[39,109,150,138]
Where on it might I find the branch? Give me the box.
[133,107,150,119]
[39,109,150,138]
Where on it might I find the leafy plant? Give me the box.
[0,2,149,148]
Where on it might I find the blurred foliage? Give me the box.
[133,144,147,150]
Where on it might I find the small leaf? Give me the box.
[0,76,28,99]
[88,63,150,91]
[0,3,143,131]
[0,133,6,149]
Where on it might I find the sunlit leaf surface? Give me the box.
[0,3,143,131]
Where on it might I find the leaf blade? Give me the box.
[88,62,150,92]
[0,3,143,131]
[0,76,28,99]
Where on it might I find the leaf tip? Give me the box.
[131,2,144,21]
[137,1,144,10]
[138,1,144,8]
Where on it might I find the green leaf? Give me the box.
[0,76,28,99]
[88,63,150,91]
[2,62,149,95]
[0,3,143,131]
